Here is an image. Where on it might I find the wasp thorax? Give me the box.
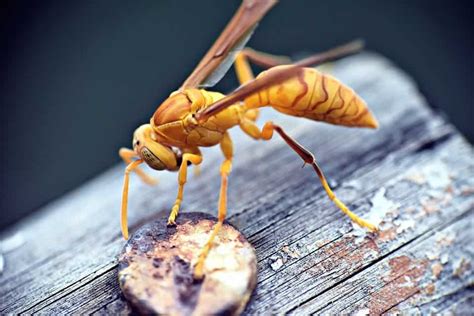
[152,93,192,127]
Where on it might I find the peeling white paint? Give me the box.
[395,219,416,234]
[405,160,451,191]
[369,188,401,225]
[422,161,451,190]
[425,250,440,261]
[440,253,449,265]
[353,308,370,316]
[269,255,284,271]
[399,275,414,288]
[351,188,400,237]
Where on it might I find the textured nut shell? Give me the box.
[118,212,257,315]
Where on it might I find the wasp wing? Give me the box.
[195,65,303,122]
[197,26,255,88]
[195,40,366,122]
[180,0,277,89]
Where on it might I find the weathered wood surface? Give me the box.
[1,53,473,315]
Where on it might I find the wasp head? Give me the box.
[132,124,179,171]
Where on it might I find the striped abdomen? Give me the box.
[245,66,378,128]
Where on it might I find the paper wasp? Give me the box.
[119,0,379,279]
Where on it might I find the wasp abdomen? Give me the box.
[246,66,378,128]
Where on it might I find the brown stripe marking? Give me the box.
[305,70,318,110]
[339,95,356,121]
[340,96,361,123]
[290,71,309,109]
[325,84,345,117]
[310,74,328,111]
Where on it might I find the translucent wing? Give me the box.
[197,26,255,88]
[180,0,277,89]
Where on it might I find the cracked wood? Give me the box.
[1,53,473,315]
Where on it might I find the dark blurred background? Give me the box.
[0,0,472,229]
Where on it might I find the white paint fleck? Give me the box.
[405,172,426,185]
[440,253,449,265]
[353,308,370,316]
[422,161,451,190]
[396,219,416,233]
[436,231,456,246]
[269,255,284,271]
[363,249,378,260]
[399,275,414,287]
[281,245,300,259]
[425,250,440,261]
[453,257,471,277]
[351,188,400,238]
[406,159,451,188]
[368,188,401,225]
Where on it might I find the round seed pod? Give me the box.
[118,212,257,315]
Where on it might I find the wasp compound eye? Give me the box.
[141,147,166,170]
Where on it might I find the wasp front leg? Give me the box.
[194,132,233,279]
[168,149,203,226]
[240,120,378,232]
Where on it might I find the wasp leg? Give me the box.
[194,132,233,279]
[121,159,144,240]
[119,148,157,185]
[234,50,262,123]
[242,120,378,232]
[241,40,364,70]
[238,48,291,70]
[168,152,203,226]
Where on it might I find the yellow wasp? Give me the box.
[119,0,378,279]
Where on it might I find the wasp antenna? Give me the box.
[121,159,144,240]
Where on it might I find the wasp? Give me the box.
[119,0,379,279]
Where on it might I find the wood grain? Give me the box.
[1,53,473,315]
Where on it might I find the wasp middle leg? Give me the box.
[167,148,203,226]
[194,132,233,279]
[241,121,378,232]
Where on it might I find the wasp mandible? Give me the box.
[119,0,379,279]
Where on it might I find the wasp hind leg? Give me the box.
[167,150,203,226]
[194,132,233,279]
[240,121,378,232]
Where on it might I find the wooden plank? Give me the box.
[1,53,473,314]
[243,134,473,314]
[291,210,473,315]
